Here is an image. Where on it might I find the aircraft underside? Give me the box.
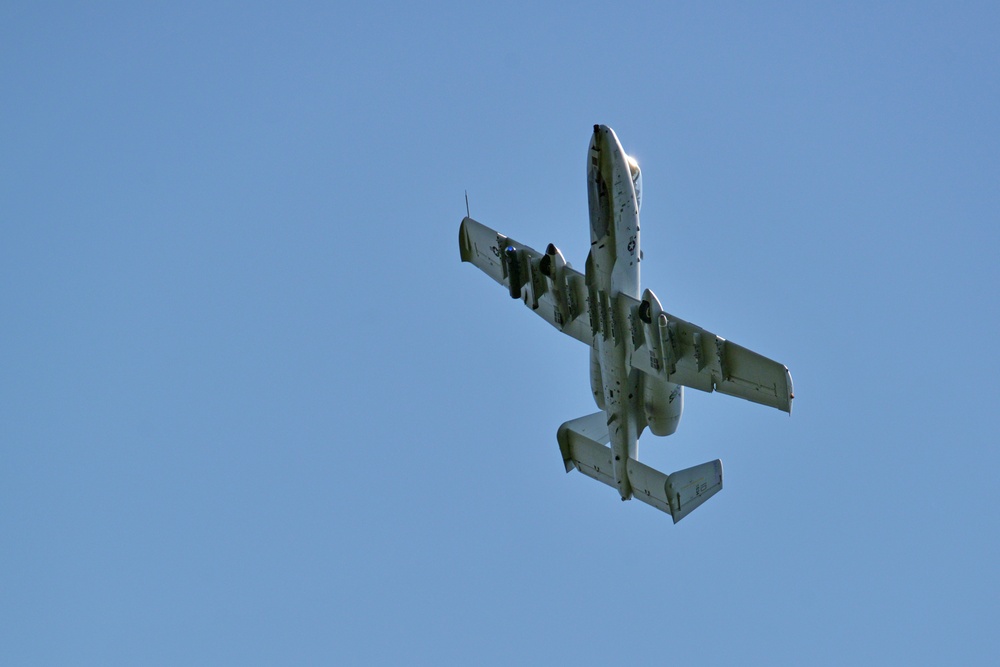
[458,125,792,523]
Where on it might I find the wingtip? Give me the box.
[785,367,795,415]
[458,218,473,262]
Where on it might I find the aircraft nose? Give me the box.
[590,124,617,155]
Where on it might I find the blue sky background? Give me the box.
[3,2,998,664]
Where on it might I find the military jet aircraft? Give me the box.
[459,125,793,523]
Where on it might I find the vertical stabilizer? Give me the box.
[666,460,723,523]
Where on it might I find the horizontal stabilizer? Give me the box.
[559,413,723,523]
[625,458,672,515]
[557,412,613,486]
[627,458,723,523]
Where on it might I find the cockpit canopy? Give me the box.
[626,154,642,212]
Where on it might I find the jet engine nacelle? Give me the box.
[626,154,642,213]
[642,373,682,436]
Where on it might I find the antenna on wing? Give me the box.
[465,190,471,219]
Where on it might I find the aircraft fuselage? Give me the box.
[586,125,680,500]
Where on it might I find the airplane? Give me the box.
[458,125,793,523]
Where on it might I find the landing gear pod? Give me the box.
[539,243,566,278]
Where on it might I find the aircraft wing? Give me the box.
[459,216,792,412]
[459,217,593,345]
[621,289,794,413]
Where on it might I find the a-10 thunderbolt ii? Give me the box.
[459,125,793,523]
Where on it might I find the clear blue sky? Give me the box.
[3,2,998,664]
